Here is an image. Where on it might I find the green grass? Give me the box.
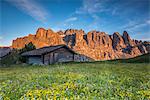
[0,62,150,100]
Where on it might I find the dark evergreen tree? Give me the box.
[20,42,36,53]
[19,42,36,63]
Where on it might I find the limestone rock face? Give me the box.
[12,28,149,60]
[122,31,134,46]
[112,32,126,51]
[85,31,116,60]
[64,29,80,35]
[12,28,64,48]
[36,28,47,38]
[143,41,150,53]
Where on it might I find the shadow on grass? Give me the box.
[62,53,150,65]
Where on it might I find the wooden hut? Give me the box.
[21,45,76,65]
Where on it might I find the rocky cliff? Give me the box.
[12,28,150,60]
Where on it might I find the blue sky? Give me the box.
[0,0,150,46]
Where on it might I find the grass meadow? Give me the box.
[0,62,150,100]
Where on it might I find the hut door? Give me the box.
[53,53,58,63]
[49,54,53,64]
[49,53,58,64]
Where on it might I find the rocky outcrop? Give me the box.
[143,41,150,53]
[12,28,149,60]
[122,31,133,46]
[112,32,126,51]
[12,28,64,48]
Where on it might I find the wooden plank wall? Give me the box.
[43,48,74,64]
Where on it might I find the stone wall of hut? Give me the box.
[74,54,91,62]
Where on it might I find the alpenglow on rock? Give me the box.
[12,28,149,60]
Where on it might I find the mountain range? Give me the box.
[12,28,150,60]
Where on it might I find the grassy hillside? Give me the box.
[112,53,150,63]
[0,63,150,99]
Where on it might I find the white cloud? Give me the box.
[146,19,150,24]
[0,36,3,46]
[111,7,118,15]
[56,17,77,28]
[6,0,48,23]
[75,0,108,14]
[0,36,3,40]
[87,14,101,30]
[122,19,150,31]
[137,37,150,41]
[74,0,106,30]
[65,17,77,22]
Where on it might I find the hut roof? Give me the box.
[0,47,11,58]
[21,45,76,56]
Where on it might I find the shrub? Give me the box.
[0,42,36,66]
[0,49,21,66]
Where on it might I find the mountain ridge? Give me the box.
[12,28,150,60]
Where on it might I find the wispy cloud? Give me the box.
[87,14,101,30]
[53,17,77,30]
[0,36,3,40]
[6,0,48,23]
[123,19,150,31]
[146,19,150,24]
[120,19,150,41]
[74,0,107,30]
[61,17,77,26]
[75,0,108,14]
[65,17,77,22]
[137,37,150,41]
[0,36,3,46]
